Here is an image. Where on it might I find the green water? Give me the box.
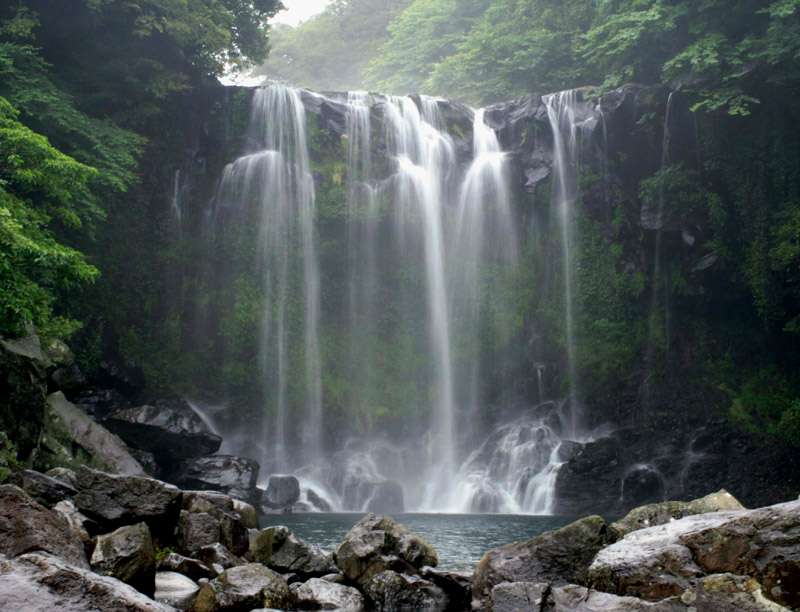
[260,513,574,572]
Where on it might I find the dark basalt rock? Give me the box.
[252,526,336,578]
[90,522,156,597]
[421,567,472,611]
[0,485,88,569]
[197,542,245,574]
[157,552,215,581]
[0,552,172,611]
[11,469,77,507]
[105,398,222,463]
[262,474,301,509]
[192,563,294,612]
[363,569,448,612]
[472,515,612,609]
[171,454,259,504]
[73,387,131,420]
[73,466,182,540]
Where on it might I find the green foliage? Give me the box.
[0,432,20,483]
[730,368,800,446]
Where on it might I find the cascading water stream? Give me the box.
[544,91,582,438]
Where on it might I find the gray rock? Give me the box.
[252,526,336,578]
[105,398,222,463]
[74,466,182,539]
[550,584,685,610]
[473,515,612,608]
[197,542,245,574]
[0,552,172,611]
[52,500,93,552]
[0,485,88,568]
[683,573,795,612]
[491,582,549,612]
[179,491,249,557]
[177,511,221,557]
[421,567,472,611]
[363,569,448,611]
[11,469,76,506]
[45,466,78,488]
[43,392,145,475]
[263,475,301,509]
[191,563,294,612]
[291,577,364,610]
[172,455,259,503]
[611,489,746,539]
[90,522,156,597]
[156,571,199,610]
[157,552,215,581]
[233,499,259,529]
[321,572,347,584]
[334,513,438,586]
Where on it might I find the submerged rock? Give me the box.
[334,513,438,586]
[192,563,294,612]
[90,522,156,596]
[473,515,611,608]
[0,552,171,611]
[262,475,301,509]
[155,571,200,610]
[291,577,364,610]
[172,454,259,503]
[363,569,448,611]
[0,485,88,569]
[105,398,222,463]
[74,466,182,539]
[252,525,336,578]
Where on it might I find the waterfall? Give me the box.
[544,91,582,438]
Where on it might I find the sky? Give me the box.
[273,0,333,26]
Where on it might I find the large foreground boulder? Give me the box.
[191,563,294,611]
[473,515,612,607]
[362,569,448,611]
[252,526,336,578]
[90,522,156,596]
[0,552,171,611]
[588,500,800,609]
[74,466,182,539]
[0,485,88,568]
[172,455,259,503]
[41,392,145,475]
[105,398,222,463]
[291,577,364,610]
[334,514,438,586]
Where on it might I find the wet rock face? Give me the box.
[192,563,294,612]
[262,474,301,509]
[363,569,448,612]
[104,398,222,463]
[291,577,365,610]
[11,469,77,506]
[90,522,156,596]
[589,500,800,609]
[0,552,172,612]
[171,454,259,504]
[0,485,88,569]
[472,515,612,608]
[73,466,182,539]
[252,526,336,578]
[334,513,438,587]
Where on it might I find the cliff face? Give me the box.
[86,81,798,515]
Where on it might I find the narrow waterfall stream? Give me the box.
[207,84,594,514]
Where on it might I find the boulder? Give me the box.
[421,567,472,611]
[179,491,249,557]
[233,499,258,529]
[473,515,611,607]
[362,569,448,611]
[550,585,684,610]
[252,526,336,578]
[46,466,78,488]
[156,571,200,610]
[683,573,795,612]
[74,467,182,540]
[0,485,88,568]
[105,398,222,463]
[334,513,438,586]
[52,500,94,553]
[171,455,259,503]
[197,542,245,574]
[262,475,301,509]
[158,552,215,581]
[41,392,145,475]
[177,511,223,557]
[0,552,171,611]
[611,490,746,539]
[365,481,405,514]
[11,469,76,506]
[73,387,131,420]
[490,582,550,612]
[90,522,156,596]
[291,577,364,610]
[191,563,294,612]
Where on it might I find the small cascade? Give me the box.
[171,169,183,229]
[544,91,583,438]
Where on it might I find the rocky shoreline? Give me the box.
[0,461,797,611]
